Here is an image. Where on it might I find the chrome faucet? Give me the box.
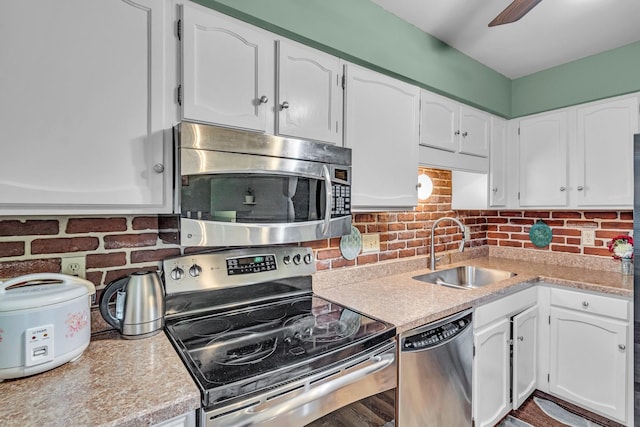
[430,217,466,270]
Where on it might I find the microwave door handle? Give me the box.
[322,165,332,236]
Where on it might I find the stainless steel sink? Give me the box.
[413,266,516,289]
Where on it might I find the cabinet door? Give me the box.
[518,111,569,207]
[344,64,419,210]
[459,106,490,157]
[512,305,538,409]
[473,318,511,427]
[276,40,342,144]
[0,0,168,213]
[573,96,638,207]
[420,90,459,152]
[549,306,628,422]
[489,117,508,207]
[181,4,273,132]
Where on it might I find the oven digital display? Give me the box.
[334,168,348,181]
[226,255,276,275]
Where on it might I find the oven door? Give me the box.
[202,340,397,427]
[178,148,351,246]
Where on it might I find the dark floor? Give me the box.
[504,390,625,427]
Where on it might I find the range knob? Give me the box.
[304,253,313,264]
[170,267,185,280]
[293,254,302,265]
[189,264,202,277]
[283,255,291,265]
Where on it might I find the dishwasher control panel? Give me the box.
[402,312,472,350]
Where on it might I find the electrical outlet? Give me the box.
[582,229,596,246]
[61,256,86,278]
[361,233,380,253]
[464,226,471,240]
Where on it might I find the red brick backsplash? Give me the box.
[0,217,180,291]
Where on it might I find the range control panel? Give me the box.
[163,246,315,294]
[403,312,472,351]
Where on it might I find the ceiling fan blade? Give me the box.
[489,0,542,27]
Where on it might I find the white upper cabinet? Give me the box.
[459,106,490,157]
[420,92,458,152]
[344,64,420,210]
[0,0,170,214]
[181,3,274,133]
[180,4,343,144]
[276,40,342,144]
[419,90,490,173]
[517,110,569,207]
[572,95,638,207]
[489,117,509,207]
[515,94,638,209]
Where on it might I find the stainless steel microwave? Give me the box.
[163,122,352,247]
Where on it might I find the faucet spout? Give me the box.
[430,217,466,270]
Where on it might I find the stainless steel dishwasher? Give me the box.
[398,309,473,426]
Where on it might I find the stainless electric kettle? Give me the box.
[99,271,165,339]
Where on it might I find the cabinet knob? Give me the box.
[280,101,290,110]
[619,344,626,351]
[454,130,460,136]
[518,336,524,341]
[577,186,584,191]
[492,187,498,193]
[462,131,468,137]
[582,301,589,307]
[153,163,165,173]
[560,186,566,192]
[259,95,268,104]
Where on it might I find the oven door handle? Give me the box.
[322,164,332,236]
[228,352,394,427]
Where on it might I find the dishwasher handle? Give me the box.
[401,310,472,351]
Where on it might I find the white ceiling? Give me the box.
[369,0,640,79]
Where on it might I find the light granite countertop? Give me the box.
[314,251,633,334]
[0,248,632,425]
[0,331,200,427]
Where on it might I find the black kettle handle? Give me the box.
[98,277,128,329]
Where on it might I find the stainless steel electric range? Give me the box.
[162,246,397,427]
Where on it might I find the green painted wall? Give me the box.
[512,41,640,117]
[192,0,640,119]
[192,0,512,117]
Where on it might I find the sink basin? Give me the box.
[413,266,516,289]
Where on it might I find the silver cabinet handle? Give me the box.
[518,336,524,341]
[280,101,290,110]
[492,187,498,193]
[259,95,268,104]
[454,130,460,136]
[619,344,626,351]
[462,131,468,137]
[560,187,566,192]
[577,186,584,191]
[582,301,589,307]
[153,163,165,173]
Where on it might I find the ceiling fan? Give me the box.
[489,0,542,27]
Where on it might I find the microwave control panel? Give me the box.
[332,184,351,217]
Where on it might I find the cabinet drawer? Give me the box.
[549,287,628,321]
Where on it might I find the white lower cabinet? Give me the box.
[547,287,630,424]
[473,317,511,427]
[473,287,538,427]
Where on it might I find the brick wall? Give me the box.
[310,168,487,270]
[0,216,180,292]
[484,210,633,256]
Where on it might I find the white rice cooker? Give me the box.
[0,273,96,381]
